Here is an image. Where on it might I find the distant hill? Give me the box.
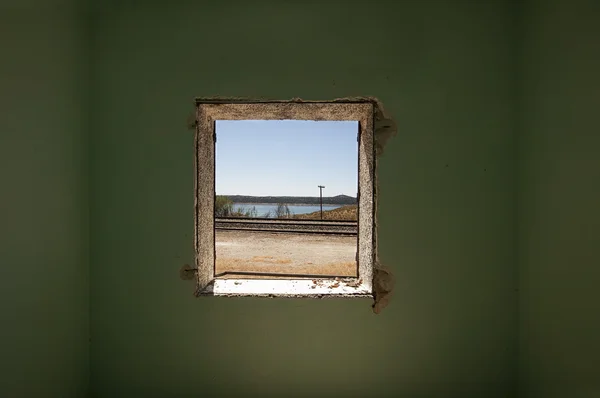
[223,194,357,205]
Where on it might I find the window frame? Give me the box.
[194,99,375,298]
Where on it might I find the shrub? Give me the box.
[274,203,292,219]
[215,196,258,218]
[215,195,234,217]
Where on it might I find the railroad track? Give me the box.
[215,217,357,235]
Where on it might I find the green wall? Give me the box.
[90,1,517,397]
[2,0,599,397]
[0,2,90,398]
[518,0,600,397]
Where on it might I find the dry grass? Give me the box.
[292,204,357,221]
[216,257,356,279]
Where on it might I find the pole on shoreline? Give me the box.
[318,185,325,220]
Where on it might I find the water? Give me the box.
[231,203,341,218]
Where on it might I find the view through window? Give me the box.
[214,120,359,279]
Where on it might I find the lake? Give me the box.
[231,203,342,218]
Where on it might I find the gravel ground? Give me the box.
[215,230,358,277]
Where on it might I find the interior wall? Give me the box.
[90,1,518,397]
[0,2,90,397]
[518,0,600,397]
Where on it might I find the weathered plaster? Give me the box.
[186,97,396,313]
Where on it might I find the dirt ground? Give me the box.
[215,230,357,278]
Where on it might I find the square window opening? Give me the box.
[194,100,376,298]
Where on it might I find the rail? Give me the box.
[216,216,357,224]
[214,217,358,235]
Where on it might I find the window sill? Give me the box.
[196,278,373,298]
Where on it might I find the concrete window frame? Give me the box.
[194,99,375,298]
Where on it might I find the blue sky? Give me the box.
[215,120,358,197]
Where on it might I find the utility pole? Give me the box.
[318,185,325,220]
